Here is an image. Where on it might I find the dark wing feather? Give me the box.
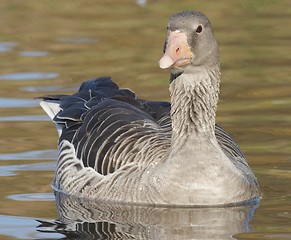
[79,76,119,91]
[42,77,163,175]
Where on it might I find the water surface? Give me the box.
[0,0,291,239]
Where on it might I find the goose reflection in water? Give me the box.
[37,192,259,239]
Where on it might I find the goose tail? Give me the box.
[40,99,63,136]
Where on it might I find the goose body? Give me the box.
[40,10,260,206]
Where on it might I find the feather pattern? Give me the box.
[42,77,172,176]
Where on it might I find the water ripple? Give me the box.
[7,193,55,201]
[0,42,17,52]
[0,215,63,239]
[0,162,56,177]
[0,72,59,81]
[0,114,49,122]
[22,84,77,93]
[58,36,97,43]
[0,149,57,160]
[0,98,39,108]
[18,51,48,57]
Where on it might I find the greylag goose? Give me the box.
[40,10,260,206]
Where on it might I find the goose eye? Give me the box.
[196,25,203,33]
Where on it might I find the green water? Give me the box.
[0,0,291,239]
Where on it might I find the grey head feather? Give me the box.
[165,10,219,77]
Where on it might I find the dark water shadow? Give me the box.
[37,192,259,239]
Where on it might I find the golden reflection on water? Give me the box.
[0,0,291,239]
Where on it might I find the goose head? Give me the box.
[159,10,219,77]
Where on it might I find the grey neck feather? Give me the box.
[169,65,220,142]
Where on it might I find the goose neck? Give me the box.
[170,66,220,140]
